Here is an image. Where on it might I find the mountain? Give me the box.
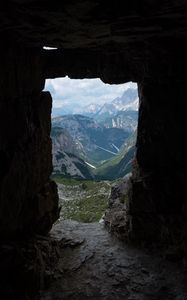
[51,87,138,179]
[52,114,100,142]
[52,107,71,117]
[94,130,137,180]
[94,88,138,122]
[51,87,138,118]
[52,151,93,179]
[52,114,130,164]
[51,127,80,156]
[112,88,138,111]
[52,127,93,179]
[51,118,137,180]
[75,103,102,117]
[100,110,138,133]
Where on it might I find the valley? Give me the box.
[51,87,138,224]
[51,87,138,181]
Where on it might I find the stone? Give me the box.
[0,86,59,237]
[104,175,132,240]
[128,80,187,244]
[0,235,60,299]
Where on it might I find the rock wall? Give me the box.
[0,44,59,238]
[129,71,187,244]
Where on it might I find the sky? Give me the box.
[44,76,137,109]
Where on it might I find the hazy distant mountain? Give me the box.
[94,88,138,121]
[52,87,138,118]
[52,107,71,117]
[112,88,138,110]
[75,103,102,117]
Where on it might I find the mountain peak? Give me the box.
[112,88,138,109]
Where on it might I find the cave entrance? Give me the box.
[44,77,138,223]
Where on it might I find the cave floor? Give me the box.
[40,220,187,300]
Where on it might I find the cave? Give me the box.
[0,1,187,299]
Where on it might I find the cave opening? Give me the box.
[0,1,187,298]
[44,77,138,223]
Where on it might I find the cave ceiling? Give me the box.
[0,0,187,82]
[1,1,187,50]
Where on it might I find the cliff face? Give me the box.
[0,0,187,245]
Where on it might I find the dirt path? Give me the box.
[40,220,187,300]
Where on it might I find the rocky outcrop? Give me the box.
[104,174,132,239]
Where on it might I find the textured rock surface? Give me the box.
[40,220,187,300]
[0,45,59,237]
[128,80,187,244]
[104,174,132,240]
[0,235,60,299]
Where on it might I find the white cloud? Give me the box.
[44,76,137,108]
